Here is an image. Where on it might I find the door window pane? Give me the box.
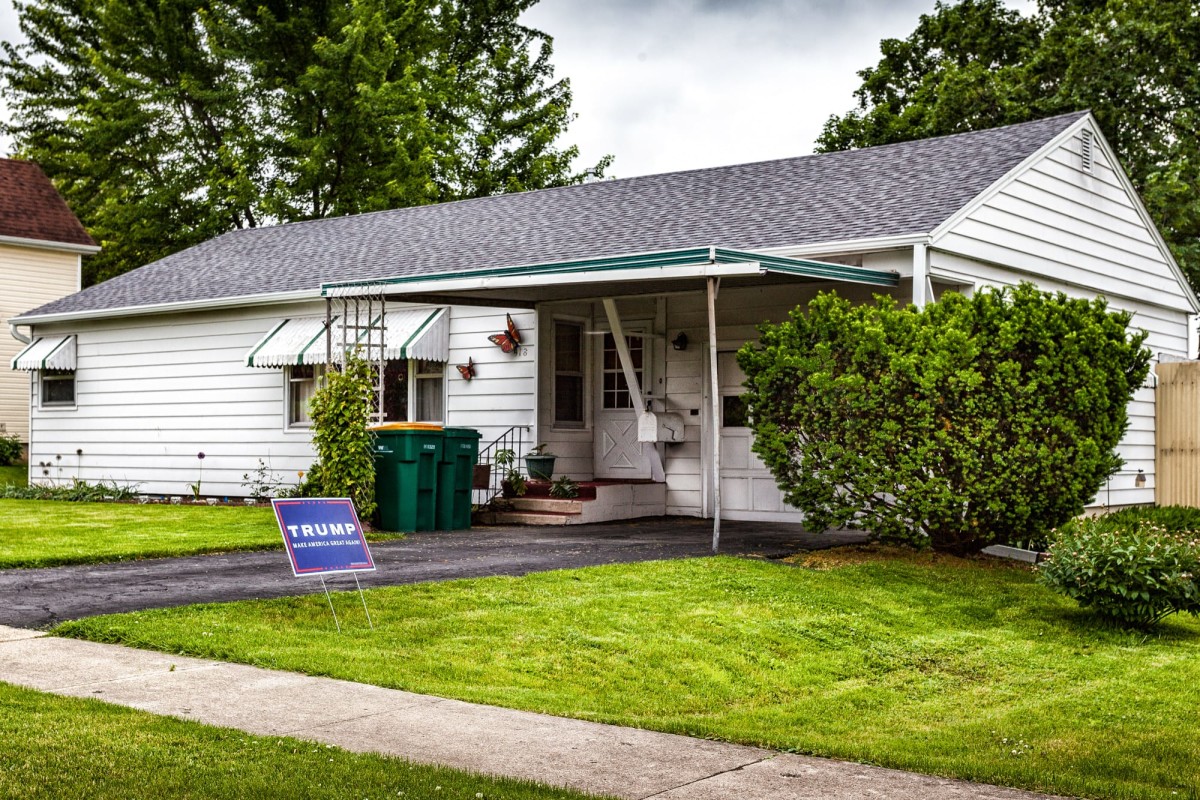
[602,333,643,410]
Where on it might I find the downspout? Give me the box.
[8,321,31,344]
[707,276,721,554]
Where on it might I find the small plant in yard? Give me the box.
[1039,508,1200,628]
[0,432,22,466]
[189,452,206,499]
[307,353,377,520]
[495,448,527,498]
[241,458,284,500]
[549,475,579,499]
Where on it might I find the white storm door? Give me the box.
[594,330,652,479]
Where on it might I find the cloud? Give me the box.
[521,0,946,177]
[0,0,1038,174]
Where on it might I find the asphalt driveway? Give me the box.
[0,517,866,629]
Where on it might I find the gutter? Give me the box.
[11,288,323,326]
[0,233,101,255]
[753,233,931,259]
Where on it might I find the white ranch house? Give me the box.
[10,112,1197,523]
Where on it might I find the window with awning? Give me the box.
[11,335,76,371]
[246,308,449,428]
[244,308,449,367]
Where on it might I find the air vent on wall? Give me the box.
[1080,129,1095,174]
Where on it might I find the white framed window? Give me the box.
[413,359,444,422]
[40,370,76,408]
[286,364,322,428]
[381,359,445,424]
[290,360,445,428]
[554,320,585,427]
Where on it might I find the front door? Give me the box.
[594,330,652,479]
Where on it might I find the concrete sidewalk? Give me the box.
[0,625,1064,800]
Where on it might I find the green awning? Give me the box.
[321,246,899,297]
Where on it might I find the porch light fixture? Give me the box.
[672,332,688,351]
[1135,469,1146,487]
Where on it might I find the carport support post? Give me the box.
[707,276,721,554]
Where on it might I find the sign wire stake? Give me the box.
[354,573,374,629]
[321,576,342,633]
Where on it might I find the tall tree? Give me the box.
[0,0,609,285]
[817,0,1200,290]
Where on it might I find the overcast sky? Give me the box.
[0,0,1035,178]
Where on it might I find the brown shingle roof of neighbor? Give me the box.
[19,111,1089,320]
[0,159,96,248]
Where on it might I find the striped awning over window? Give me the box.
[11,335,76,371]
[245,308,448,368]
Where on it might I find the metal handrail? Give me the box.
[473,425,530,506]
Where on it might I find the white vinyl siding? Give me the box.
[932,123,1194,315]
[1,245,80,443]
[445,305,536,453]
[27,302,535,497]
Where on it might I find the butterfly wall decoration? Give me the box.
[456,357,476,381]
[488,313,522,355]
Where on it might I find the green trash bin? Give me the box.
[437,427,482,531]
[371,423,444,532]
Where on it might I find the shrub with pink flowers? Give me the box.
[1039,507,1200,628]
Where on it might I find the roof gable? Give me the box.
[932,115,1199,313]
[18,112,1088,320]
[0,159,96,249]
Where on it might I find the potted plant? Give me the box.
[524,444,557,482]
[494,449,527,498]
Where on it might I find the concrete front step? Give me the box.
[475,481,669,526]
[510,497,584,514]
[474,510,576,526]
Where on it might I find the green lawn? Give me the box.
[59,551,1200,800]
[0,500,407,569]
[0,682,601,800]
[0,500,284,568]
[0,465,26,487]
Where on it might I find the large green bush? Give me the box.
[737,284,1151,554]
[1039,510,1200,628]
[307,354,377,521]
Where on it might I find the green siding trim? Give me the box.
[321,246,898,296]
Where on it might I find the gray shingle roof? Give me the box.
[19,112,1087,320]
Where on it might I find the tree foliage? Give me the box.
[737,285,1151,554]
[307,354,377,521]
[817,0,1200,289]
[0,0,609,285]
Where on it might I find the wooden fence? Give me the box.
[1156,360,1200,508]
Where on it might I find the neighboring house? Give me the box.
[10,112,1197,521]
[0,159,98,448]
